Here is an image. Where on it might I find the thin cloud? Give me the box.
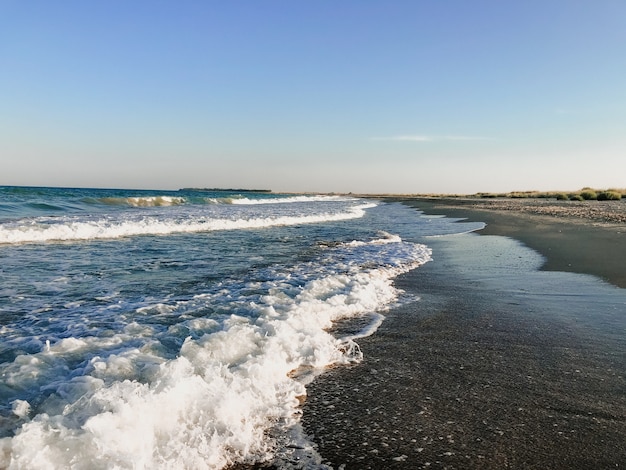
[371,135,493,142]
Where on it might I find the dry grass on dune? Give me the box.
[416,187,626,201]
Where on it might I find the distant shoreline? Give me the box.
[399,197,626,288]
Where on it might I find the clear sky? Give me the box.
[2,1,625,194]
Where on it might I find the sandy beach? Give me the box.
[302,198,626,469]
[402,197,626,288]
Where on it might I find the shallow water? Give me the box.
[302,230,626,469]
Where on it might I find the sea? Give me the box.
[0,186,483,469]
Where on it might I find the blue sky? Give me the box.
[2,1,625,193]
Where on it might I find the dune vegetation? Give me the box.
[457,188,624,201]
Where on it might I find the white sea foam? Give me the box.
[0,236,431,469]
[0,203,374,245]
[229,195,356,205]
[97,196,187,207]
[344,231,402,247]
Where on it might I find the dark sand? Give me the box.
[301,199,626,469]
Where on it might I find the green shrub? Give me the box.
[569,194,584,201]
[555,193,569,200]
[597,191,621,201]
[580,190,597,200]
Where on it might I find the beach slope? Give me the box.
[302,198,626,469]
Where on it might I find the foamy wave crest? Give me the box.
[202,195,351,205]
[0,204,374,244]
[229,195,355,205]
[0,238,431,469]
[97,196,187,207]
[344,231,403,247]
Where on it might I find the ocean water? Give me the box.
[0,186,483,469]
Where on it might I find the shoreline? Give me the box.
[301,199,626,469]
[398,197,626,289]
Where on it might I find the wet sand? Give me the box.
[301,198,626,469]
[404,197,626,288]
